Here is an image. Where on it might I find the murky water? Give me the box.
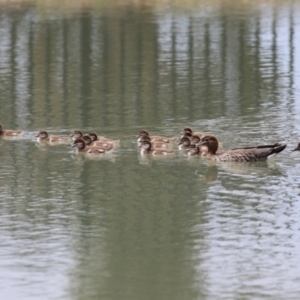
[1,1,300,299]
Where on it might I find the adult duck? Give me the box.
[196,135,286,162]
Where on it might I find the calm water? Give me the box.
[1,1,300,299]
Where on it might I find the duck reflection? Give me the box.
[71,152,116,164]
[70,153,209,300]
[197,165,219,185]
[204,159,283,177]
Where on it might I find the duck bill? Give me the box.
[196,141,206,147]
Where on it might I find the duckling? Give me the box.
[138,135,173,149]
[196,135,286,162]
[137,130,177,143]
[81,135,113,151]
[292,143,300,151]
[180,127,205,139]
[70,130,84,141]
[187,146,202,156]
[177,135,209,155]
[178,137,195,150]
[179,131,193,140]
[138,140,174,156]
[36,130,70,143]
[88,132,120,145]
[71,138,109,154]
[0,124,22,137]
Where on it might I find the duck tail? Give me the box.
[270,143,286,155]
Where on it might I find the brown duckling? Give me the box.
[137,130,177,143]
[88,132,120,145]
[0,124,22,137]
[138,140,174,156]
[36,130,70,143]
[196,135,286,162]
[71,138,110,154]
[81,135,113,151]
[180,127,205,139]
[70,130,84,141]
[138,135,173,149]
[292,143,300,151]
[178,137,195,150]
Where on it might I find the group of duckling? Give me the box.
[1,124,299,162]
[0,124,119,155]
[138,127,291,162]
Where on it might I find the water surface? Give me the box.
[1,1,300,299]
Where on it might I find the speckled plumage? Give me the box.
[81,135,113,151]
[88,132,120,145]
[137,130,177,143]
[72,138,110,154]
[139,135,172,149]
[36,130,69,143]
[0,124,22,137]
[138,140,174,156]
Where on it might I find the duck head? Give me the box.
[136,130,149,138]
[72,138,86,150]
[178,137,191,146]
[88,132,98,142]
[196,135,219,155]
[70,130,83,139]
[36,130,48,139]
[82,135,93,146]
[181,127,192,134]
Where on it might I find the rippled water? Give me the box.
[1,1,300,299]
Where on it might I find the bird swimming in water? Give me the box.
[196,135,286,162]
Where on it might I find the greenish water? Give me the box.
[1,2,300,299]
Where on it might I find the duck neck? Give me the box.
[208,141,218,155]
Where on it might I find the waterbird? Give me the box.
[0,124,22,137]
[70,130,84,141]
[180,127,205,139]
[178,137,195,151]
[138,140,174,156]
[137,130,177,143]
[36,130,69,143]
[71,138,110,154]
[138,135,173,149]
[81,134,114,151]
[88,132,120,145]
[196,135,286,162]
